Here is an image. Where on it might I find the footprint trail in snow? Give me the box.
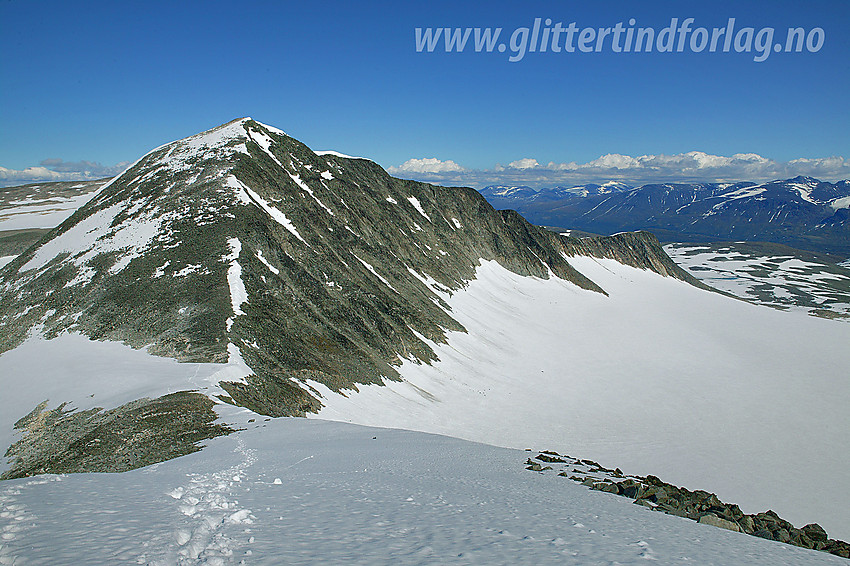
[138,440,258,565]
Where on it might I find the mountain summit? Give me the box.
[0,118,690,417]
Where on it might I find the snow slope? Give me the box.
[309,258,850,540]
[0,416,843,565]
[0,333,252,475]
[0,183,105,232]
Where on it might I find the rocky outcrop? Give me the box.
[559,230,712,289]
[2,392,233,479]
[525,450,850,559]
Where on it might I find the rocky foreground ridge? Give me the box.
[525,450,850,559]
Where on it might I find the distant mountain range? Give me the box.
[479,177,850,256]
[480,181,633,202]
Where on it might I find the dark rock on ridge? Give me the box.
[526,450,850,560]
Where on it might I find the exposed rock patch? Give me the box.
[525,451,850,559]
[2,392,234,479]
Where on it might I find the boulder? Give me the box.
[801,523,828,543]
[535,453,566,463]
[657,503,688,518]
[698,514,742,533]
[621,484,642,499]
[789,530,815,549]
[774,528,791,543]
[593,481,620,494]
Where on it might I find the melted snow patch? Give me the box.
[235,178,308,245]
[173,263,205,277]
[103,213,165,275]
[830,196,850,211]
[20,205,122,271]
[20,203,167,277]
[288,172,334,216]
[225,175,252,205]
[717,185,766,201]
[225,238,247,331]
[405,266,451,298]
[407,196,431,221]
[248,129,274,153]
[352,253,397,293]
[156,119,250,173]
[256,250,280,275]
[788,182,818,204]
[247,129,286,169]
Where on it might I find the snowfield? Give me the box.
[0,191,99,232]
[2,255,849,563]
[0,415,844,565]
[310,257,850,541]
[664,244,850,319]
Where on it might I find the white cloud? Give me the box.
[387,157,465,174]
[0,166,66,184]
[387,151,850,189]
[507,158,540,169]
[586,154,641,169]
[0,159,130,187]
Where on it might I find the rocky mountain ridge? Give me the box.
[0,118,696,423]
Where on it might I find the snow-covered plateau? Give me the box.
[0,415,845,565]
[2,255,848,562]
[308,257,850,542]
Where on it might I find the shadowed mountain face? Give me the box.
[479,178,850,257]
[0,118,694,417]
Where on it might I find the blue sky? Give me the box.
[1,0,848,187]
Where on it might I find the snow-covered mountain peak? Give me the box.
[3,119,695,422]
